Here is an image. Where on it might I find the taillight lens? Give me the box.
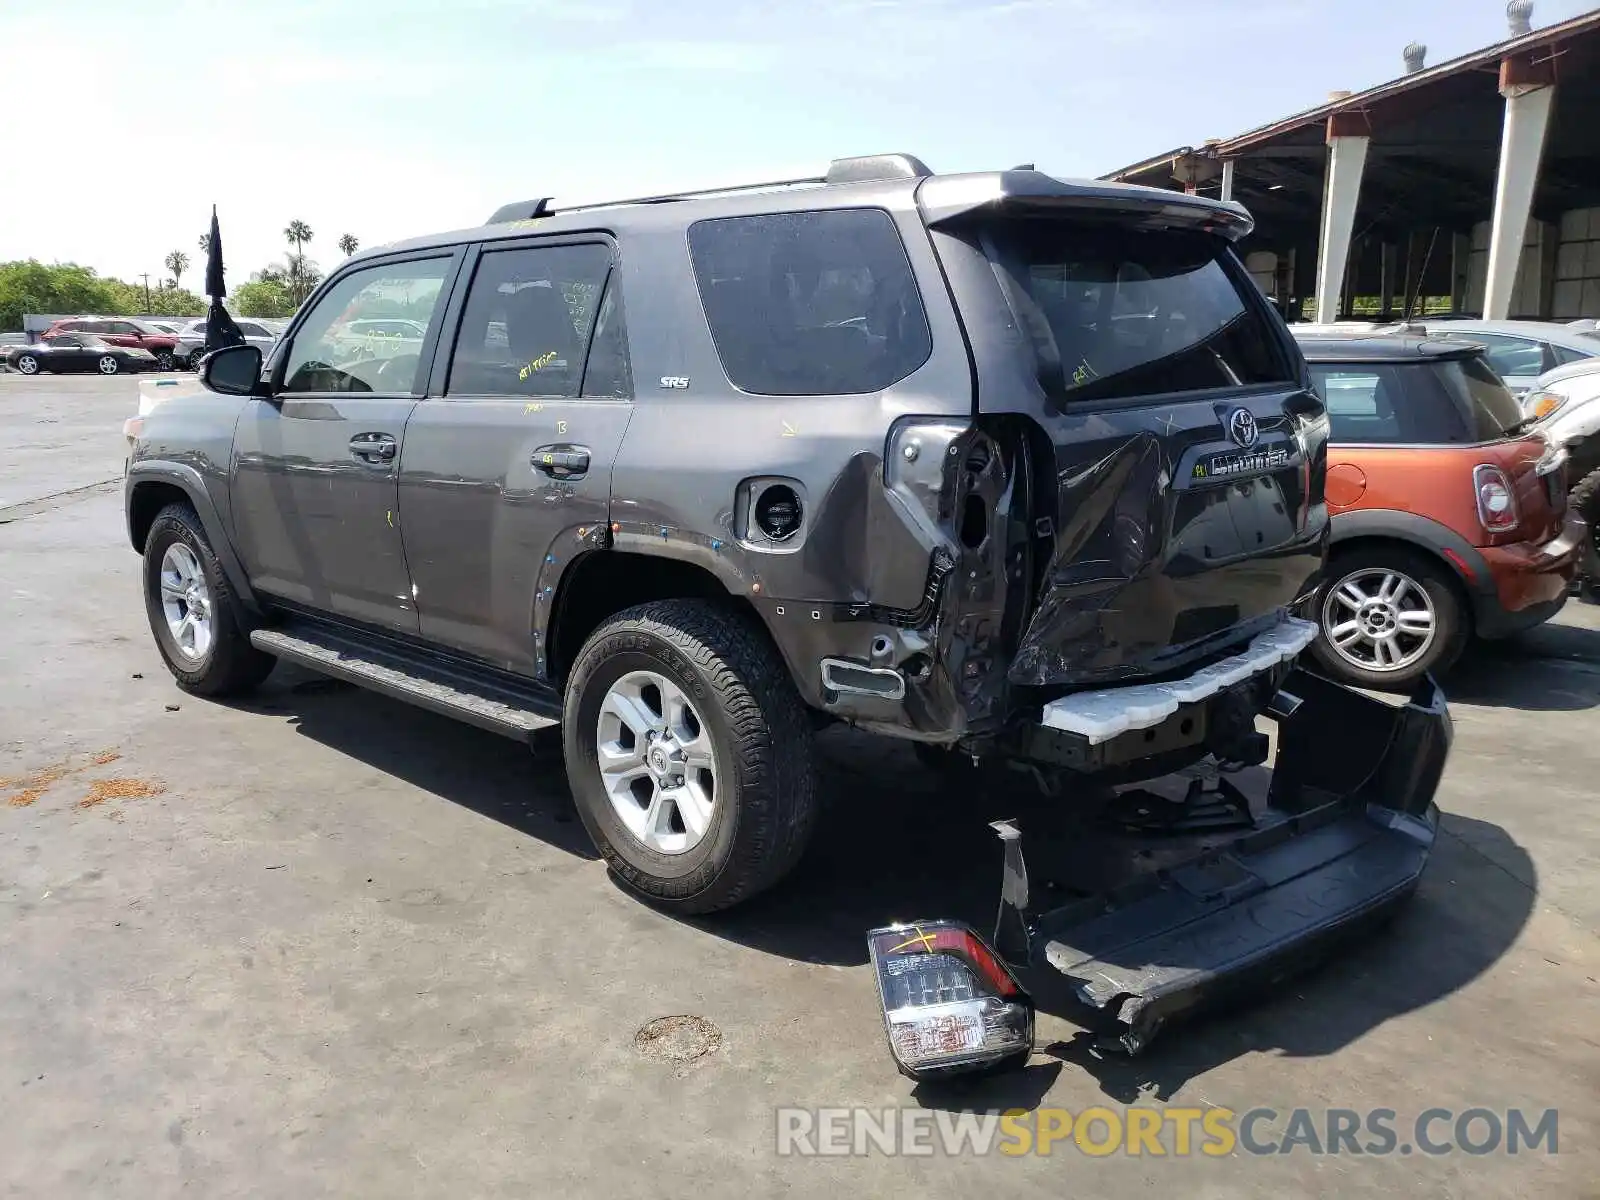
[867,921,1033,1079]
[1473,464,1519,534]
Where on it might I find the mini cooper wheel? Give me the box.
[15,354,39,375]
[1310,548,1467,690]
[563,599,819,914]
[98,355,120,375]
[142,503,276,696]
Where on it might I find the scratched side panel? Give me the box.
[605,204,974,715]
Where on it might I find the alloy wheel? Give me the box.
[17,355,38,375]
[1321,566,1436,673]
[98,356,119,374]
[158,542,214,662]
[595,669,719,855]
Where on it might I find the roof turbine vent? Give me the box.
[1403,42,1427,73]
[1507,0,1534,37]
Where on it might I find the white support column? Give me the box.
[1484,57,1556,320]
[1220,158,1236,203]
[1314,115,1370,323]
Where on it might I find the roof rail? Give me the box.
[823,153,933,184]
[486,198,554,224]
[483,153,934,223]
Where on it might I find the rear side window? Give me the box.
[984,220,1293,403]
[446,242,614,398]
[1433,355,1524,440]
[687,208,932,395]
[1436,331,1547,378]
[1308,358,1519,444]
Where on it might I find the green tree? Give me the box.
[164,250,190,290]
[233,278,297,319]
[198,233,211,255]
[283,220,314,303]
[337,233,359,257]
[0,260,119,331]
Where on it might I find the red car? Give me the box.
[1294,331,1582,688]
[43,317,180,371]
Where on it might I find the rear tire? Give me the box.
[562,599,818,914]
[1309,546,1468,691]
[142,503,276,696]
[98,355,120,375]
[1570,467,1600,586]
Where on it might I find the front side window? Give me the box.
[446,242,613,398]
[280,257,450,394]
[238,322,269,338]
[687,208,933,396]
[985,219,1293,403]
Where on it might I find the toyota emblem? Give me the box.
[1227,407,1259,449]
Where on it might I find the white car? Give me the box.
[173,318,281,371]
[1524,357,1600,583]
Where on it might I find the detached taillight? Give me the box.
[1473,464,1519,534]
[867,921,1033,1079]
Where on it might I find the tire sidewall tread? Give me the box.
[142,503,274,696]
[562,598,817,914]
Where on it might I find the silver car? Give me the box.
[174,318,280,371]
[1414,319,1600,397]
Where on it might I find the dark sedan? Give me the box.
[1,334,156,376]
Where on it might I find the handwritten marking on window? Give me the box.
[519,351,559,381]
[1071,358,1100,387]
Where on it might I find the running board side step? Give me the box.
[250,625,562,742]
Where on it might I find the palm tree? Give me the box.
[164,250,190,289]
[198,233,211,255]
[337,233,359,258]
[283,220,314,302]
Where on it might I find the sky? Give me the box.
[1,0,1596,289]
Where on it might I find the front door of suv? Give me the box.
[397,238,634,675]
[228,253,459,634]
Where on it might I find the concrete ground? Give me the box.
[2,374,1597,1198]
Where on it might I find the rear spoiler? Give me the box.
[916,170,1254,241]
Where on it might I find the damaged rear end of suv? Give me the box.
[853,165,1452,1080]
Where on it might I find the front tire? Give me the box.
[142,503,276,696]
[154,350,175,371]
[15,354,39,375]
[1309,546,1468,690]
[562,599,819,914]
[188,349,206,371]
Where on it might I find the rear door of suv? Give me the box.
[395,235,634,676]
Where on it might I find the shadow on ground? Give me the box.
[233,665,1536,1110]
[232,662,596,860]
[1445,616,1600,712]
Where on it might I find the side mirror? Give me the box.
[201,344,265,397]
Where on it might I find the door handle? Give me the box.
[532,444,590,479]
[349,433,397,463]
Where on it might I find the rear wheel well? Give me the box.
[546,551,758,684]
[1326,535,1475,631]
[128,481,193,553]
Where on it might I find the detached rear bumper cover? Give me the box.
[1029,668,1450,1053]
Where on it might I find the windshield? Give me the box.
[981,218,1294,403]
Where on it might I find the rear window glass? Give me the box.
[1433,355,1524,440]
[687,208,932,395]
[1308,356,1521,444]
[983,220,1293,403]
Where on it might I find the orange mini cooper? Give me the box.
[1293,331,1583,689]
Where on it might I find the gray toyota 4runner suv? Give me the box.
[128,156,1453,1066]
